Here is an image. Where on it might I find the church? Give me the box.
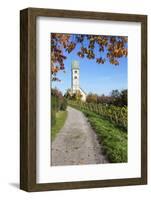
[71,60,87,102]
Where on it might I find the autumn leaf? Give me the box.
[51,33,128,80]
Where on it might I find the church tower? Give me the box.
[71,60,87,101]
[71,60,80,93]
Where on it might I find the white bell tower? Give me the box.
[71,60,80,93]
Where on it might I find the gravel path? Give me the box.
[51,106,108,166]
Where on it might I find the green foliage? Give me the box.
[119,89,127,106]
[68,100,127,130]
[51,111,68,141]
[51,95,57,126]
[60,98,67,111]
[72,90,82,101]
[110,89,127,106]
[51,88,67,127]
[64,89,83,101]
[83,110,127,163]
[65,104,127,163]
[64,89,72,99]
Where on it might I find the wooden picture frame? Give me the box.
[20,7,147,192]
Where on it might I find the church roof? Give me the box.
[80,87,87,95]
[71,60,79,69]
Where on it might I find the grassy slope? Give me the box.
[51,110,68,141]
[83,110,127,163]
[69,104,127,163]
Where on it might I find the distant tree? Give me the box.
[86,93,97,103]
[71,90,82,101]
[85,89,127,106]
[51,33,128,81]
[51,88,67,111]
[111,90,120,98]
[64,89,82,101]
[119,89,127,106]
[110,89,127,106]
[97,94,112,105]
[64,89,72,99]
[51,87,63,99]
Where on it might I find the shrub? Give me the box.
[51,88,67,127]
[60,98,67,111]
[51,95,57,126]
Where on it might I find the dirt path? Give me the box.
[51,106,108,166]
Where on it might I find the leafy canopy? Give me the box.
[51,33,128,81]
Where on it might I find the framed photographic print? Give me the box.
[20,8,147,191]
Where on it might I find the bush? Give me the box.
[51,88,67,127]
[51,95,57,126]
[60,98,67,111]
[86,93,97,103]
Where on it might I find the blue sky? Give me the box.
[52,35,127,96]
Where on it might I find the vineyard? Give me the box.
[68,100,127,130]
[68,100,127,162]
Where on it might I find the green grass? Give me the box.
[51,110,68,141]
[83,110,127,163]
[69,103,127,163]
